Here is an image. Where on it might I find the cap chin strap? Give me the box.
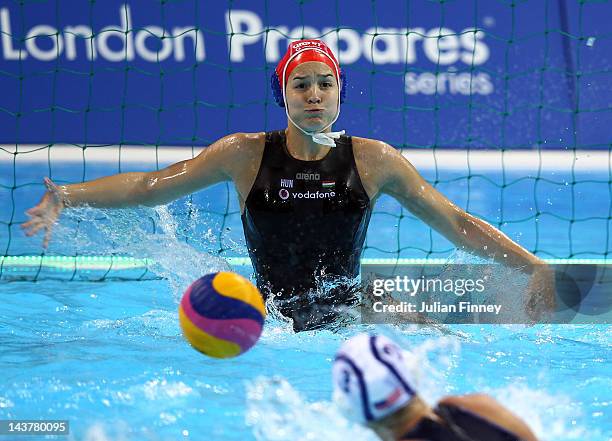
[286,111,344,147]
[282,48,344,148]
[311,130,345,147]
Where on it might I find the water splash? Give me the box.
[245,376,378,441]
[0,397,14,408]
[403,335,461,404]
[245,334,595,441]
[244,334,461,439]
[85,309,179,338]
[55,203,233,297]
[79,421,133,441]
[489,384,590,441]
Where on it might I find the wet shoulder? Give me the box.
[220,132,266,204]
[221,132,266,181]
[351,136,400,199]
[439,394,492,409]
[222,132,266,161]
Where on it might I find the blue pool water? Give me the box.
[1,284,610,440]
[0,158,611,440]
[2,160,610,260]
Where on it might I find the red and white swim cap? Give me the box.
[271,39,346,109]
[275,39,341,89]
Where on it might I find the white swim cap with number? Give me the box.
[332,333,417,423]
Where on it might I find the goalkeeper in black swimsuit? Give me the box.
[23,39,554,331]
[333,333,539,441]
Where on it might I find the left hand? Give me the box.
[21,177,66,248]
[525,264,556,322]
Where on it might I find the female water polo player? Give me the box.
[23,39,554,331]
[333,333,538,441]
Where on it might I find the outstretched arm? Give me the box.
[22,133,250,247]
[371,142,554,315]
[377,144,540,269]
[55,134,242,207]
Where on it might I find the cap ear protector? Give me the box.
[271,69,347,107]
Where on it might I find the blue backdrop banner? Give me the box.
[0,0,610,149]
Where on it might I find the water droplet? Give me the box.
[586,37,596,47]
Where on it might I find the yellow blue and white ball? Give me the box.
[179,272,266,358]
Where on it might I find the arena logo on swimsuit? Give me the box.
[295,173,320,181]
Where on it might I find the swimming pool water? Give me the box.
[2,161,609,260]
[1,278,610,440]
[0,160,610,440]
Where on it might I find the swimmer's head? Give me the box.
[332,333,417,424]
[273,39,347,143]
[272,39,346,108]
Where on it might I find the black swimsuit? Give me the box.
[241,130,372,331]
[401,404,523,441]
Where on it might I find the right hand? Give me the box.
[525,264,556,323]
[21,177,66,248]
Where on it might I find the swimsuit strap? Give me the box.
[435,404,522,441]
[401,404,523,441]
[401,415,471,441]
